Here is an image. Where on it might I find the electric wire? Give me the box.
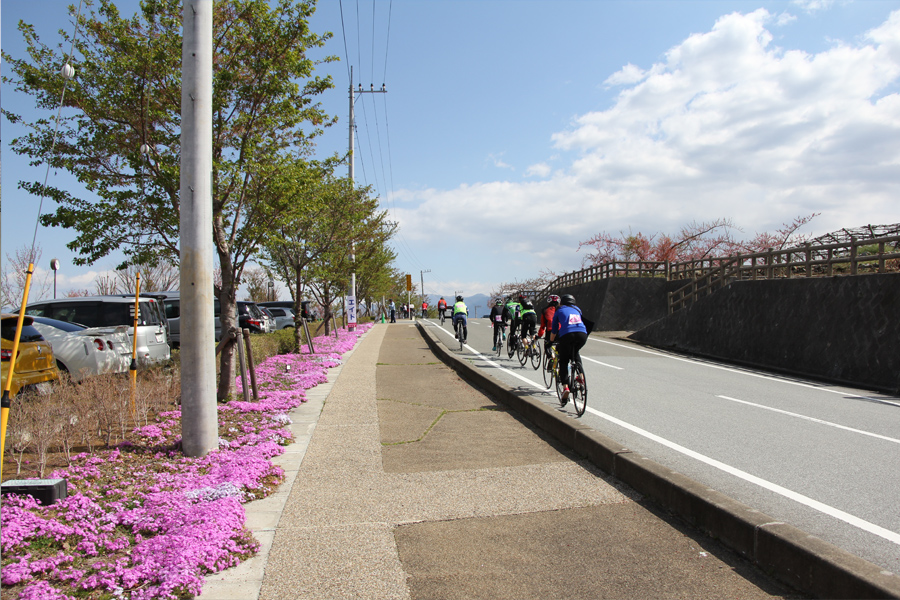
[338,0,352,83]
[30,0,86,264]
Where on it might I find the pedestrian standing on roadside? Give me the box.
[389,299,396,323]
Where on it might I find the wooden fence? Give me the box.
[538,234,900,313]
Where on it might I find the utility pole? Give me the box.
[420,269,430,315]
[348,66,386,330]
[179,0,217,458]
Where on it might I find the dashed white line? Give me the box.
[717,395,900,445]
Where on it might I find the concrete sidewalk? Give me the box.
[201,323,800,599]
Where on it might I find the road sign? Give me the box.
[347,295,357,325]
[406,274,412,291]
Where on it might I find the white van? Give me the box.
[23,296,171,366]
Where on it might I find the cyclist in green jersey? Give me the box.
[452,295,468,342]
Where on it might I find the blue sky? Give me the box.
[3,0,900,302]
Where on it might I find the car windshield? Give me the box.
[1,320,46,343]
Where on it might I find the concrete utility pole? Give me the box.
[420,269,430,312]
[180,0,217,458]
[348,66,386,330]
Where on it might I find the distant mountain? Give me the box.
[425,293,493,317]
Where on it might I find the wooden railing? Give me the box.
[667,234,900,313]
[541,234,900,313]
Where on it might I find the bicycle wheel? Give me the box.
[517,337,527,366]
[496,329,503,357]
[555,362,568,407]
[507,333,516,359]
[571,362,587,417]
[459,323,465,351]
[542,349,555,388]
[530,339,542,370]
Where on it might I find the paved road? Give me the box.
[424,316,900,575]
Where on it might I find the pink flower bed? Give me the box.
[1,324,372,600]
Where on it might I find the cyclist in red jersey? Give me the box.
[538,294,560,363]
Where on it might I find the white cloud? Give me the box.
[526,162,552,178]
[396,9,900,284]
[487,152,513,170]
[790,0,836,14]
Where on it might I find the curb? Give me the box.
[416,322,900,600]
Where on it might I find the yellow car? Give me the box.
[1,313,59,397]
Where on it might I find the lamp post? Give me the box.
[268,279,274,302]
[50,259,60,298]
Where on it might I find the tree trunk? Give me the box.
[216,249,238,402]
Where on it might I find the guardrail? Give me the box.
[540,234,900,313]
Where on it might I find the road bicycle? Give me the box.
[517,334,542,369]
[454,317,467,351]
[543,343,557,388]
[506,328,519,360]
[556,353,587,416]
[492,319,505,357]
[439,309,446,326]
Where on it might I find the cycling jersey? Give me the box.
[551,305,587,337]
[538,305,556,338]
[453,301,467,315]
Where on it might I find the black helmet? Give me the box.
[523,300,534,310]
[495,299,503,306]
[456,295,463,302]
[560,294,576,306]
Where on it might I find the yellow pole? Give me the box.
[1,262,35,480]
[130,273,141,416]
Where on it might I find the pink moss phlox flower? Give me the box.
[1,325,368,599]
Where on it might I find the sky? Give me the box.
[3,0,900,302]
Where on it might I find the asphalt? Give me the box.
[197,322,900,600]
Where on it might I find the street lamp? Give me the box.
[50,259,60,298]
[267,279,274,302]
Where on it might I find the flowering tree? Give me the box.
[577,215,818,266]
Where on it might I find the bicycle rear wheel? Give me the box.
[517,338,527,366]
[571,362,587,416]
[507,334,516,359]
[496,329,503,357]
[530,339,542,370]
[542,350,555,388]
[555,361,568,407]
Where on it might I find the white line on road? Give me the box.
[716,395,900,445]
[425,321,900,546]
[590,337,900,405]
[582,356,624,370]
[584,404,900,546]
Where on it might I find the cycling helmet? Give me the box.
[560,294,576,306]
[495,299,503,306]
[456,295,463,302]
[548,294,560,304]
[523,300,534,310]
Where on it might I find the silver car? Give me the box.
[263,306,295,330]
[23,296,170,366]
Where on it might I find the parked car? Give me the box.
[236,301,267,334]
[1,314,60,396]
[263,306,295,330]
[259,307,278,332]
[30,317,131,381]
[22,296,170,366]
[151,291,224,347]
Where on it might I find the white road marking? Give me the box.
[584,404,900,546]
[716,395,900,445]
[426,322,900,545]
[590,337,900,405]
[582,356,623,370]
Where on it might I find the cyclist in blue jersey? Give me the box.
[549,294,588,402]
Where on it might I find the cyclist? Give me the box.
[538,294,560,364]
[502,295,523,341]
[437,297,448,320]
[519,299,538,345]
[421,300,428,318]
[452,295,468,342]
[489,299,505,351]
[549,294,587,402]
